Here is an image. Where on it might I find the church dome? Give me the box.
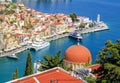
[65,45,92,63]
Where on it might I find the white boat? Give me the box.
[7,54,18,59]
[31,39,50,51]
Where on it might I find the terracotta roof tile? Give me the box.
[88,64,101,78]
[10,67,83,83]
[54,22,63,26]
[88,64,101,71]
[15,33,22,36]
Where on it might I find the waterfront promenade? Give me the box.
[45,22,109,42]
[44,32,70,42]
[79,22,109,34]
[0,22,108,58]
[0,44,31,57]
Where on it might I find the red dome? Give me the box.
[65,45,92,63]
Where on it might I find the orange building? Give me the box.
[64,44,92,70]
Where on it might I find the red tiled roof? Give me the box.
[0,28,3,30]
[10,67,83,83]
[88,64,101,71]
[15,33,22,36]
[54,22,63,26]
[33,19,39,23]
[88,64,101,78]
[93,73,99,78]
[36,30,41,33]
[42,21,50,25]
[27,34,32,37]
[8,24,13,27]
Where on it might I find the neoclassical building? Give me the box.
[64,44,92,70]
[0,32,4,51]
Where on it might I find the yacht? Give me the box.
[31,39,50,51]
[7,54,18,59]
[69,32,82,40]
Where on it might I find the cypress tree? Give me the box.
[15,68,18,79]
[24,52,33,76]
[12,68,19,80]
[12,72,16,80]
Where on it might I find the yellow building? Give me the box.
[4,35,19,51]
[64,44,92,70]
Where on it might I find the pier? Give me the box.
[78,22,109,34]
[0,22,109,58]
[0,44,31,57]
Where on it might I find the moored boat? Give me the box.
[7,54,18,59]
[69,32,82,40]
[31,39,50,51]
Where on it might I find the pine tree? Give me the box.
[96,39,120,83]
[85,76,96,83]
[69,13,78,22]
[24,52,33,76]
[39,51,63,71]
[12,68,18,80]
[12,72,16,80]
[38,50,72,71]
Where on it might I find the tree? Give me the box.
[39,51,72,71]
[70,13,78,22]
[85,76,96,83]
[12,68,19,80]
[10,3,17,9]
[96,39,120,83]
[79,23,85,28]
[0,18,3,22]
[24,52,33,76]
[89,23,95,28]
[4,9,15,15]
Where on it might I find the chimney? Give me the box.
[50,78,58,83]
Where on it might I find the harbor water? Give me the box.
[0,0,120,82]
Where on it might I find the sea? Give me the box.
[0,0,120,82]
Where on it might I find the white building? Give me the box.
[0,0,12,2]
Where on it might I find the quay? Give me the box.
[78,22,109,34]
[45,22,109,42]
[0,22,109,58]
[0,44,31,57]
[44,32,70,42]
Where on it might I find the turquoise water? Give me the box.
[0,0,120,82]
